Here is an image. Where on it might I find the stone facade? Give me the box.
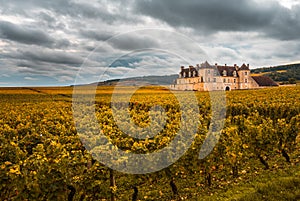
[170,61,278,91]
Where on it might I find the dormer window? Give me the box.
[233,71,237,77]
[223,70,227,76]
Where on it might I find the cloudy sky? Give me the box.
[0,0,300,86]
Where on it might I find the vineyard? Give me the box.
[0,86,300,200]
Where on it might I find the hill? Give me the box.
[251,63,300,84]
[91,74,178,86]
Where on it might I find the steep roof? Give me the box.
[217,66,238,77]
[240,63,249,70]
[200,61,214,68]
[180,66,198,77]
[252,76,278,86]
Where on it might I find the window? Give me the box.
[208,78,210,82]
[228,79,230,83]
[223,78,226,83]
[208,70,210,74]
[234,79,236,83]
[213,78,216,82]
[245,79,248,83]
[245,72,248,75]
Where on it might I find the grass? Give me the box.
[239,177,300,201]
[192,163,300,201]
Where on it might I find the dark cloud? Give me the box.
[135,0,276,31]
[2,0,139,24]
[135,0,300,40]
[0,21,55,46]
[108,34,160,50]
[264,5,300,40]
[16,61,78,78]
[18,49,83,65]
[0,21,70,48]
[80,30,114,41]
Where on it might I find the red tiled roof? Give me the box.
[252,76,278,86]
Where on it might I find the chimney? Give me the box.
[225,64,227,67]
[247,64,249,68]
[215,63,218,66]
[181,66,184,69]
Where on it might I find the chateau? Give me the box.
[171,61,278,91]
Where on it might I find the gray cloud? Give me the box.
[80,30,115,41]
[0,21,55,46]
[135,0,276,31]
[37,11,66,30]
[18,49,84,65]
[0,21,71,48]
[135,0,300,40]
[107,34,160,50]
[264,5,300,40]
[2,0,139,24]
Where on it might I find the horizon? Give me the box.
[1,0,300,87]
[1,61,298,88]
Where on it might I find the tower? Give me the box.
[238,63,250,89]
